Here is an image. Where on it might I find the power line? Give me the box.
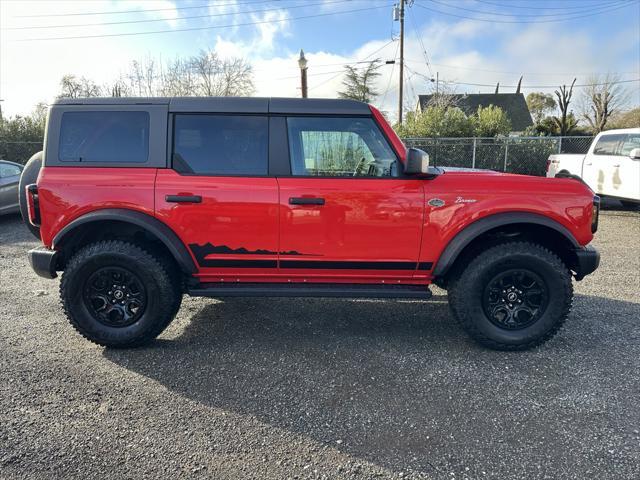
[13,0,292,18]
[381,42,400,106]
[408,6,433,78]
[6,0,354,30]
[426,0,633,18]
[405,66,640,89]
[473,0,624,11]
[414,0,636,24]
[309,39,396,92]
[13,4,394,42]
[403,59,638,77]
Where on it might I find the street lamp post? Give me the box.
[298,49,308,99]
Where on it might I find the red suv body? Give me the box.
[23,97,599,350]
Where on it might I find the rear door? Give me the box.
[276,116,425,281]
[155,113,279,281]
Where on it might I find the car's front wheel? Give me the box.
[60,241,181,347]
[448,242,573,350]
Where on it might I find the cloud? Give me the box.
[0,3,636,118]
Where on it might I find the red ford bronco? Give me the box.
[21,97,600,350]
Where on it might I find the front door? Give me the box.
[616,132,640,201]
[583,133,625,197]
[155,113,279,282]
[277,116,425,282]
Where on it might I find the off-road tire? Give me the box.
[448,241,573,351]
[60,240,180,348]
[18,151,43,239]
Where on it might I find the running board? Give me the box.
[188,283,432,299]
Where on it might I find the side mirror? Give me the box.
[404,148,430,175]
[629,148,640,159]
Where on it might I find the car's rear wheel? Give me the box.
[60,240,181,347]
[18,151,43,239]
[447,242,573,350]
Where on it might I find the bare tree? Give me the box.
[127,57,160,96]
[218,57,254,96]
[126,51,254,97]
[581,74,628,133]
[552,78,576,136]
[161,57,198,96]
[424,79,459,111]
[191,50,221,96]
[59,74,101,98]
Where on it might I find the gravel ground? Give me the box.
[1,203,639,480]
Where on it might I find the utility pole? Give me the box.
[298,49,308,99]
[397,0,405,124]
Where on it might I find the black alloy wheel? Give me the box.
[82,266,147,327]
[482,269,549,330]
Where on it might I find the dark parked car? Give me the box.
[0,160,24,215]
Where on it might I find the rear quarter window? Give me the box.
[59,111,150,163]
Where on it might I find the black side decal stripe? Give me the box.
[280,260,417,270]
[196,259,435,270]
[198,259,278,268]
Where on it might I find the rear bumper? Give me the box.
[28,247,58,279]
[573,245,600,281]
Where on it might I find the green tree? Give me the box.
[473,105,511,137]
[394,106,474,138]
[526,92,556,124]
[0,106,46,164]
[338,59,382,103]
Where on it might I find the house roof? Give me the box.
[417,93,533,131]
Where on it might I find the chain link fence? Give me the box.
[1,136,595,177]
[403,136,594,176]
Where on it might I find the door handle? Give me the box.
[585,162,593,166]
[289,197,325,206]
[613,164,620,167]
[166,194,202,203]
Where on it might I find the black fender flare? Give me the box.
[52,209,197,274]
[432,212,580,278]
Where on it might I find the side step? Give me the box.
[188,283,432,299]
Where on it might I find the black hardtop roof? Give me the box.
[52,97,371,115]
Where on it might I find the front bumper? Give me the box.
[573,245,600,281]
[28,247,59,279]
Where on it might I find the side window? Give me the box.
[173,115,268,175]
[0,164,22,178]
[59,111,149,163]
[592,134,626,156]
[619,134,640,156]
[286,117,397,177]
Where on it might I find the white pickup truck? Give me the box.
[547,128,640,206]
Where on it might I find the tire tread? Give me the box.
[60,240,179,348]
[448,241,573,351]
